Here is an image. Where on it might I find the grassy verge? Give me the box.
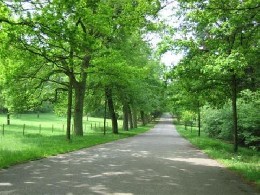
[175,124,260,189]
[0,113,155,169]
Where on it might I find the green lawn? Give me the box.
[175,124,260,189]
[0,113,124,136]
[0,113,154,169]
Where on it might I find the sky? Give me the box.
[152,0,183,67]
[160,52,183,67]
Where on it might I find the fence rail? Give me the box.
[0,121,121,137]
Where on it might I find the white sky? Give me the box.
[160,51,183,66]
[151,0,183,67]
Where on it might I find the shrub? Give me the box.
[181,110,196,129]
[202,105,232,140]
[238,90,260,149]
[202,90,260,149]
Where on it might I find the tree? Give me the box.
[0,0,162,136]
[163,0,260,152]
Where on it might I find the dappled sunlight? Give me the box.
[87,171,133,179]
[108,164,122,167]
[162,157,222,167]
[102,171,132,176]
[0,183,12,186]
[0,115,257,195]
[89,184,110,195]
[131,150,150,158]
[24,181,35,184]
[56,180,70,184]
[73,183,90,188]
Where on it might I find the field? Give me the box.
[176,124,260,189]
[0,113,154,169]
[0,113,123,136]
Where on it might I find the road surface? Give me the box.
[0,114,258,195]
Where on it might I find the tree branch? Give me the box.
[0,17,32,26]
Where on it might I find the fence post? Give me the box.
[23,124,25,136]
[2,124,4,136]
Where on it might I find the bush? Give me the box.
[238,90,260,149]
[181,110,196,129]
[202,105,232,140]
[202,90,260,149]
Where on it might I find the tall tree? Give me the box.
[162,0,260,152]
[0,0,161,136]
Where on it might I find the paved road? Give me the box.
[0,114,258,195]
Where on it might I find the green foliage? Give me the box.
[37,101,53,113]
[87,35,165,119]
[53,93,68,117]
[164,0,259,152]
[202,90,260,149]
[202,51,248,78]
[0,0,164,135]
[202,105,233,140]
[238,90,260,149]
[181,110,195,125]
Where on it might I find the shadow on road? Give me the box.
[0,114,258,195]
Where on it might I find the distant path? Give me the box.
[0,113,258,195]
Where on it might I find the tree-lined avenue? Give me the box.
[0,114,257,195]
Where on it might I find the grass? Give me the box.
[0,113,124,136]
[175,124,260,189]
[0,113,155,169]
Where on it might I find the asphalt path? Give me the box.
[0,114,258,195]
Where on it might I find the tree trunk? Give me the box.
[128,105,133,129]
[140,110,146,126]
[105,88,118,134]
[7,112,10,125]
[132,107,138,128]
[123,104,129,131]
[198,101,201,137]
[73,84,85,136]
[66,77,73,141]
[71,54,89,136]
[231,74,238,153]
[104,99,107,135]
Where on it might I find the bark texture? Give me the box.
[7,112,10,125]
[105,88,118,134]
[123,104,129,131]
[71,54,89,136]
[197,101,201,137]
[140,110,146,126]
[73,84,85,136]
[66,77,73,140]
[231,74,238,152]
[128,105,133,129]
[132,108,138,128]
